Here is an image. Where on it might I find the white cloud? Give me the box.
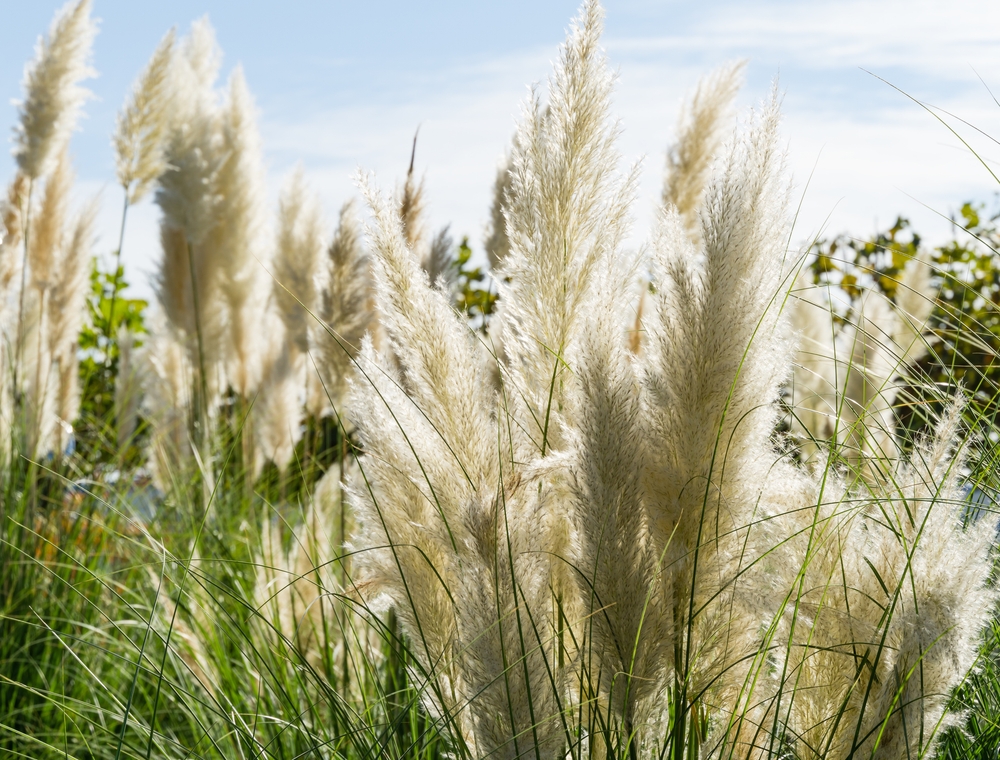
[78,0,1000,307]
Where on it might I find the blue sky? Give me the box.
[2,0,1000,300]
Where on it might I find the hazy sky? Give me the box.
[2,0,1000,300]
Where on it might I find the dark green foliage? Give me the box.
[451,236,498,327]
[806,202,1000,440]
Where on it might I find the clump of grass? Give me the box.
[346,3,998,759]
[1,2,999,759]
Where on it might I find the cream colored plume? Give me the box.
[397,133,427,254]
[483,155,512,271]
[28,149,73,294]
[18,288,55,459]
[211,66,270,396]
[891,251,936,365]
[348,2,631,755]
[252,465,364,672]
[140,318,194,490]
[346,6,993,758]
[14,151,78,459]
[310,199,373,417]
[771,405,996,760]
[155,17,224,245]
[253,329,305,474]
[424,225,456,293]
[114,29,176,204]
[789,253,937,478]
[273,169,324,355]
[0,178,28,426]
[47,201,96,451]
[153,19,226,374]
[0,175,28,299]
[663,60,745,245]
[788,272,841,463]
[13,0,96,180]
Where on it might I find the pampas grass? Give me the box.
[311,198,374,418]
[345,3,996,759]
[788,253,937,477]
[484,155,512,271]
[114,29,176,206]
[212,66,270,398]
[1,2,997,759]
[13,0,96,181]
[663,60,745,245]
[273,168,324,356]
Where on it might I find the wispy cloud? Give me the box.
[57,0,1000,302]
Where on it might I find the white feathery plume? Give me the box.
[253,465,352,670]
[567,263,672,735]
[47,200,96,453]
[211,66,270,396]
[273,168,324,356]
[342,3,992,757]
[46,200,94,363]
[114,29,176,204]
[348,3,645,754]
[891,251,936,365]
[140,314,194,489]
[156,18,223,241]
[772,405,996,760]
[18,288,55,458]
[50,347,77,457]
[154,18,226,371]
[310,199,373,417]
[1,177,30,460]
[663,60,745,245]
[0,175,28,300]
[483,155,512,271]
[0,176,28,398]
[636,90,794,752]
[397,134,427,256]
[425,225,457,293]
[253,324,305,474]
[16,150,75,458]
[788,272,842,463]
[28,149,73,294]
[788,257,937,480]
[351,170,564,757]
[13,0,96,180]
[837,290,904,475]
[497,0,638,459]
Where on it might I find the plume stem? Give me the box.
[105,191,130,369]
[13,178,34,400]
[185,239,210,470]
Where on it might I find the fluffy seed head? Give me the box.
[13,0,96,180]
[311,199,373,416]
[483,155,512,270]
[114,29,176,203]
[28,149,73,293]
[663,60,745,245]
[211,66,270,396]
[273,168,324,354]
